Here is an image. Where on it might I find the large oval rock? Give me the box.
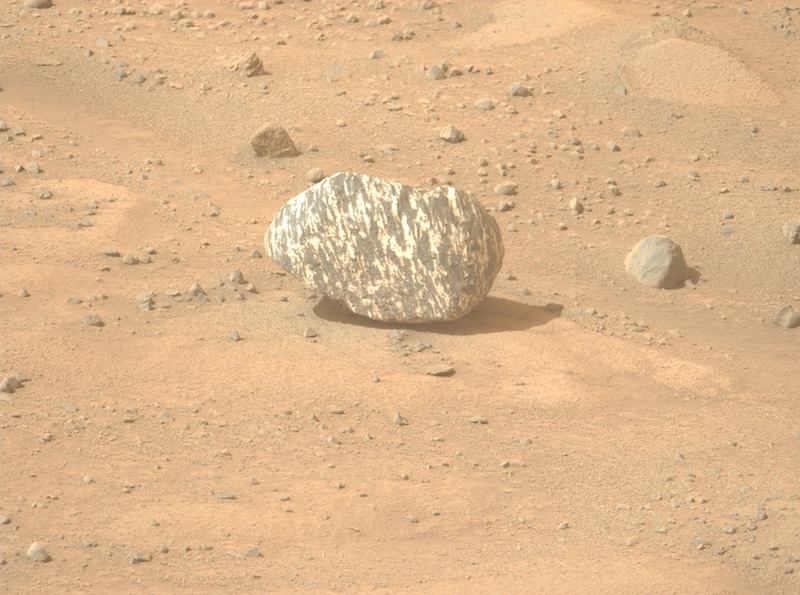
[266,172,504,323]
[625,235,688,289]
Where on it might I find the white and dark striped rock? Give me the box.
[265,172,504,323]
[625,235,688,289]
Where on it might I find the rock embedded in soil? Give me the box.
[229,52,266,77]
[625,235,688,289]
[250,123,300,158]
[425,365,455,376]
[509,83,532,97]
[265,172,504,323]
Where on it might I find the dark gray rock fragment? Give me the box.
[266,172,504,323]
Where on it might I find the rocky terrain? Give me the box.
[1,0,799,593]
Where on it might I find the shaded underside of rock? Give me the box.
[266,172,504,323]
[625,235,688,289]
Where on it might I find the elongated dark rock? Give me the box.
[266,172,504,322]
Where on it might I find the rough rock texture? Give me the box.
[625,235,688,289]
[230,52,266,77]
[774,305,800,329]
[266,172,504,322]
[250,123,300,158]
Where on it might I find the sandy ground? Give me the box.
[1,0,799,593]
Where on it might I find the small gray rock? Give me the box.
[307,168,325,184]
[774,305,800,329]
[0,376,22,393]
[24,0,53,7]
[83,314,104,327]
[494,183,517,196]
[509,83,532,97]
[245,546,263,557]
[130,552,152,564]
[426,64,446,80]
[440,125,464,143]
[474,98,495,111]
[122,253,139,265]
[568,197,584,214]
[393,412,409,425]
[625,235,688,289]
[103,248,120,257]
[18,287,30,298]
[250,123,300,158]
[784,221,800,244]
[27,542,51,563]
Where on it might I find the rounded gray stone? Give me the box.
[266,172,504,323]
[625,235,688,289]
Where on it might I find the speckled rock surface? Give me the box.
[266,172,504,322]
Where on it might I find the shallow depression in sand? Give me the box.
[623,37,781,108]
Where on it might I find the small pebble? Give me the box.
[307,168,325,183]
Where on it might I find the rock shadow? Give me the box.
[312,296,563,336]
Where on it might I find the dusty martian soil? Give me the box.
[1,0,799,593]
